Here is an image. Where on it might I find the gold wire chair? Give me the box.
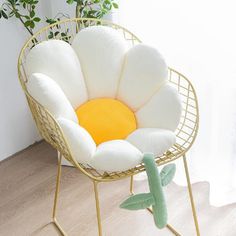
[18,18,200,236]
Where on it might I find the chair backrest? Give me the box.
[18,18,199,168]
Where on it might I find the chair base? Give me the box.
[53,217,67,236]
[52,210,181,236]
[52,154,200,236]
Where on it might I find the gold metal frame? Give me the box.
[18,18,200,236]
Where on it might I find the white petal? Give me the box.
[26,39,88,108]
[90,140,143,172]
[117,44,168,110]
[72,26,128,99]
[136,84,182,131]
[127,128,176,157]
[57,118,96,164]
[27,73,78,123]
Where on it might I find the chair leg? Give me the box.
[130,175,134,195]
[93,181,103,236]
[53,153,62,220]
[183,154,201,236]
[52,153,68,235]
[52,156,103,236]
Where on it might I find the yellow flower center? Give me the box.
[76,98,137,145]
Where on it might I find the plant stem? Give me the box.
[18,14,34,36]
[10,3,34,36]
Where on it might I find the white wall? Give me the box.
[0,1,52,161]
[0,1,73,162]
[0,0,119,162]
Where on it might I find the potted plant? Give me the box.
[0,0,118,36]
[67,0,118,19]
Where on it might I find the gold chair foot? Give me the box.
[53,217,67,236]
[146,207,181,236]
[129,175,134,195]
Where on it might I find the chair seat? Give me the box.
[88,128,176,172]
[57,118,175,172]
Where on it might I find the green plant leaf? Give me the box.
[120,193,155,210]
[24,20,31,27]
[2,10,8,19]
[112,2,118,8]
[33,17,40,22]
[48,31,53,39]
[66,0,74,4]
[30,10,35,18]
[9,11,15,17]
[46,18,57,24]
[15,12,20,18]
[160,164,176,187]
[8,0,15,5]
[29,21,35,28]
[102,1,112,10]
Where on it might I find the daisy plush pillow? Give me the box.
[25,25,182,172]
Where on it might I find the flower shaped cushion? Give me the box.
[25,26,182,172]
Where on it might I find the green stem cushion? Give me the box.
[120,153,176,229]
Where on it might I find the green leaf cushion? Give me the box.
[160,163,176,187]
[143,153,167,229]
[120,153,176,229]
[120,193,154,210]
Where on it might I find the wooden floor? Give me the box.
[0,141,236,236]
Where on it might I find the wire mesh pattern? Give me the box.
[18,18,199,182]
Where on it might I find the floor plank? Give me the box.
[0,141,235,236]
